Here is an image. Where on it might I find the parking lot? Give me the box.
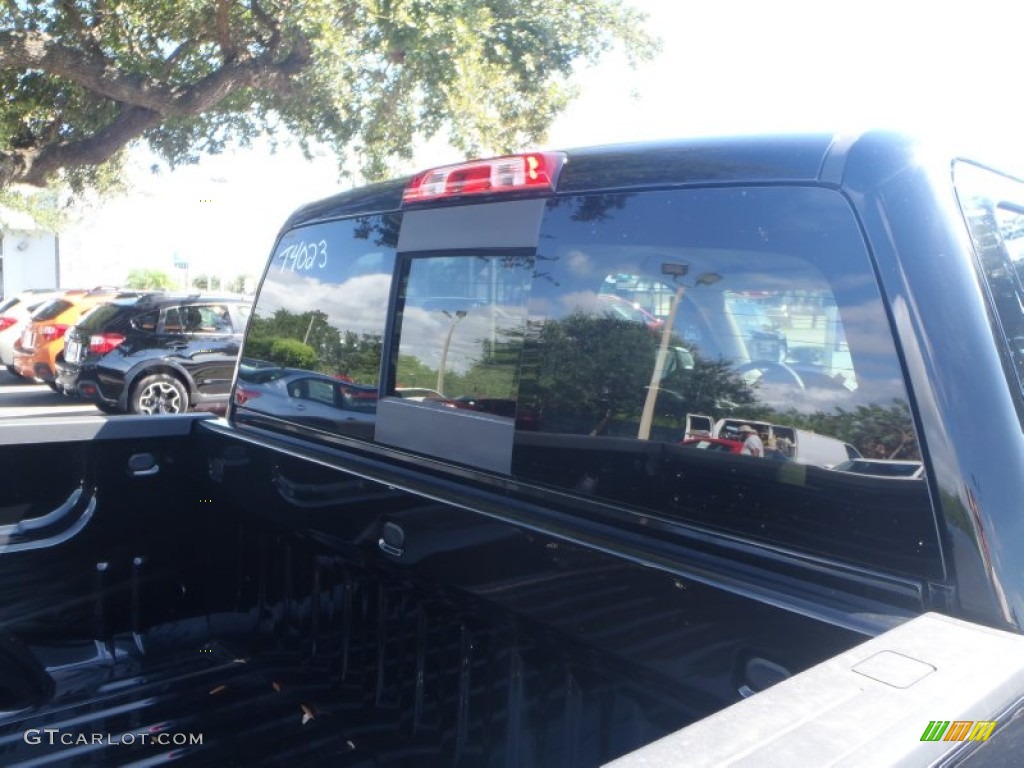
[0,370,98,418]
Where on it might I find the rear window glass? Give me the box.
[240,188,938,577]
[235,214,398,436]
[507,187,936,577]
[130,310,160,333]
[391,253,530,404]
[32,299,72,321]
[77,303,126,331]
[954,161,1024,407]
[183,304,234,333]
[162,307,183,333]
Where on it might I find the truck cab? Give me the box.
[1,132,1023,765]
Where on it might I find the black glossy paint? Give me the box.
[837,134,1024,627]
[242,131,1024,631]
[0,422,861,765]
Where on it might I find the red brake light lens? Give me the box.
[89,333,125,355]
[0,316,17,332]
[39,324,69,341]
[234,385,261,406]
[402,152,565,204]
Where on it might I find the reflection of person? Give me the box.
[738,424,764,457]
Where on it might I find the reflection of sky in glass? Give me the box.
[535,186,916,418]
[257,269,392,338]
[251,216,398,343]
[395,255,532,390]
[546,248,903,389]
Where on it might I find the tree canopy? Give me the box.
[0,0,656,190]
[125,268,176,289]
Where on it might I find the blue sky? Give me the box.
[60,0,1022,288]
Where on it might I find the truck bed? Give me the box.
[0,417,884,765]
[1,543,694,766]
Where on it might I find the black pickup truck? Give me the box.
[2,132,1024,766]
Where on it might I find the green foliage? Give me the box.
[527,312,654,433]
[756,400,919,460]
[125,268,175,289]
[730,399,920,460]
[191,274,216,290]
[0,186,70,231]
[190,273,250,292]
[0,0,658,189]
[658,353,758,421]
[247,308,383,382]
[518,311,757,437]
[245,336,318,369]
[394,354,439,389]
[432,332,523,399]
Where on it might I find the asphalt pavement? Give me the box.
[0,369,99,418]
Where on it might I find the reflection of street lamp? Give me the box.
[437,309,468,394]
[637,264,722,440]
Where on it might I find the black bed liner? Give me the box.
[0,558,695,767]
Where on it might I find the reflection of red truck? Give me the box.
[686,414,859,466]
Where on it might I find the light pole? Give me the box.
[637,265,721,440]
[437,309,467,394]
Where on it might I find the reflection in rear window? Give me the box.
[509,186,938,578]
[235,214,398,439]
[955,162,1024,405]
[78,303,125,331]
[32,299,72,321]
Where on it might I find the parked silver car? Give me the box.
[0,289,63,376]
[234,366,377,435]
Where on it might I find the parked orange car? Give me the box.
[12,289,140,387]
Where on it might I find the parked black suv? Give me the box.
[55,294,251,414]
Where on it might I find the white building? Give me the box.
[0,206,60,298]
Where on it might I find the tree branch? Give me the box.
[0,28,312,117]
[57,0,90,37]
[0,27,314,187]
[57,0,105,57]
[0,30,176,112]
[171,37,312,113]
[214,0,237,61]
[2,104,161,187]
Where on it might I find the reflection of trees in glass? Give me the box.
[336,331,384,383]
[394,355,439,389]
[545,193,630,223]
[246,308,383,384]
[245,337,318,369]
[443,336,523,399]
[520,311,755,437]
[658,355,757,419]
[734,399,919,460]
[527,312,653,434]
[394,326,523,398]
[352,214,401,250]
